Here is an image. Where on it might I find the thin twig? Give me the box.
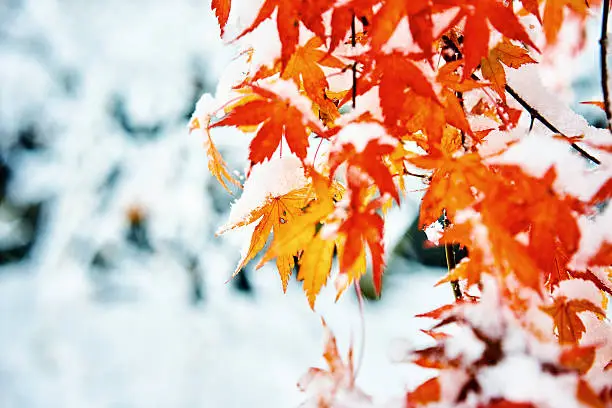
[504,84,602,165]
[351,14,357,108]
[442,210,463,301]
[600,0,612,133]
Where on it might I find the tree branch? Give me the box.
[600,0,612,133]
[351,14,357,109]
[504,84,602,165]
[442,211,463,301]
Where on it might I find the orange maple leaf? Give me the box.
[543,0,590,45]
[212,85,322,163]
[481,39,536,101]
[369,0,447,55]
[329,0,375,52]
[437,59,489,93]
[410,153,492,226]
[374,52,439,127]
[519,0,542,22]
[335,168,386,295]
[454,0,538,76]
[541,296,605,344]
[559,344,597,375]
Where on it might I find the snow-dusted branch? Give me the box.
[504,84,602,165]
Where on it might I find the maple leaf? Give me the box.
[298,232,336,309]
[218,186,309,287]
[212,84,322,163]
[481,39,536,101]
[328,0,375,52]
[441,209,544,292]
[410,153,492,226]
[236,0,335,67]
[368,0,459,55]
[373,52,439,127]
[298,319,371,404]
[589,242,612,268]
[335,168,386,295]
[559,345,597,375]
[541,296,605,344]
[190,117,242,193]
[437,59,488,93]
[258,170,340,306]
[455,0,538,76]
[281,36,346,124]
[485,167,582,287]
[329,122,400,203]
[543,0,589,45]
[519,0,542,22]
[211,0,231,36]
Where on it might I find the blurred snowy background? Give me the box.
[0,1,605,407]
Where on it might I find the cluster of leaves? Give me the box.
[197,0,612,406]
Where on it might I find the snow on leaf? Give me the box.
[458,0,538,77]
[541,296,605,344]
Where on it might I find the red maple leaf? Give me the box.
[236,0,335,67]
[211,85,322,163]
[211,0,231,36]
[451,0,539,76]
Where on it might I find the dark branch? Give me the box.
[351,14,357,109]
[600,0,612,133]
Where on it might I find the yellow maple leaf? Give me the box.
[218,186,310,288]
[298,232,336,309]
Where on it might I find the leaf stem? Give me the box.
[601,0,612,134]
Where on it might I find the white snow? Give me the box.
[554,279,603,306]
[334,122,397,153]
[424,220,444,246]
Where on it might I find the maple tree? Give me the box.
[193,0,612,406]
